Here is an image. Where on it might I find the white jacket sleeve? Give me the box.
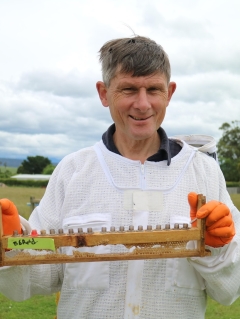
[189,183,240,305]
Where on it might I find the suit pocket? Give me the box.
[62,213,111,290]
[164,214,205,296]
[165,258,205,296]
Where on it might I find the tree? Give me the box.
[42,164,56,174]
[17,156,51,174]
[217,121,240,182]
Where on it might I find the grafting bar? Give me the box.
[0,194,211,266]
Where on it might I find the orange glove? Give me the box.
[0,199,22,235]
[188,192,235,248]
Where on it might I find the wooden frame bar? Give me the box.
[0,195,211,266]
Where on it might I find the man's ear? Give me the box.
[167,82,177,103]
[96,81,109,107]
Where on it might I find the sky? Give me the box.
[0,0,240,162]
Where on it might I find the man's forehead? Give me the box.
[113,71,168,85]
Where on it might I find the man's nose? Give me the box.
[133,89,151,112]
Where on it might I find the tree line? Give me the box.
[0,156,55,178]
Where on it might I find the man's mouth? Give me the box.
[130,115,151,121]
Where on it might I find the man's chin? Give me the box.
[128,130,158,142]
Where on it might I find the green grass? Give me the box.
[0,294,56,319]
[1,295,240,319]
[0,166,17,180]
[0,166,17,175]
[231,193,240,210]
[0,186,46,219]
[206,297,240,319]
[0,190,240,318]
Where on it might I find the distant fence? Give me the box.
[227,187,240,194]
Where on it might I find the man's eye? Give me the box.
[123,88,133,91]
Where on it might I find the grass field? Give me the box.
[0,294,56,319]
[0,166,17,175]
[0,186,46,219]
[0,188,240,318]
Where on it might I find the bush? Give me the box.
[42,164,56,174]
[0,178,48,187]
[226,181,240,187]
[0,169,13,178]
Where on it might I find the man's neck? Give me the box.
[113,132,160,164]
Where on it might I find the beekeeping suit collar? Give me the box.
[171,134,218,161]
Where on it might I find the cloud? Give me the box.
[0,71,112,159]
[16,69,96,98]
[140,2,211,39]
[165,90,240,140]
[0,0,240,161]
[171,46,240,76]
[173,72,240,103]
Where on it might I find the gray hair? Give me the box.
[99,36,171,87]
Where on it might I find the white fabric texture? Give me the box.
[1,139,240,319]
[19,215,32,233]
[171,134,217,154]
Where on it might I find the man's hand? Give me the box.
[188,192,235,248]
[0,198,22,235]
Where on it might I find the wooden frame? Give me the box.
[0,195,211,266]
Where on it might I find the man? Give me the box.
[0,36,239,319]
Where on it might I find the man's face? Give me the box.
[97,72,176,144]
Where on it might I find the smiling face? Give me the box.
[97,71,176,149]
